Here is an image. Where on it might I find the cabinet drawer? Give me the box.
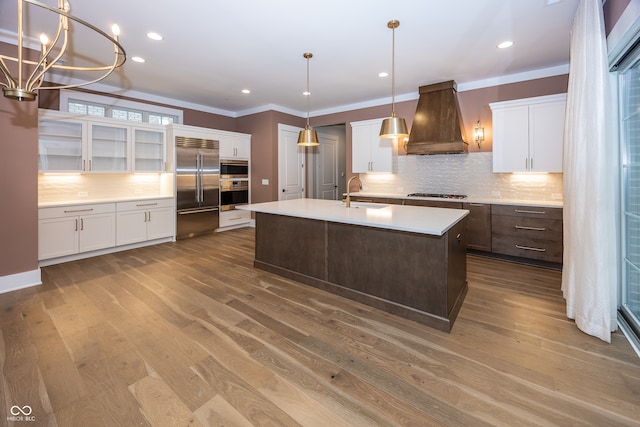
[219,210,251,228]
[492,204,562,220]
[117,198,174,212]
[492,234,563,263]
[39,203,115,219]
[491,215,562,241]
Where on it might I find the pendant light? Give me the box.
[380,20,409,139]
[297,52,319,146]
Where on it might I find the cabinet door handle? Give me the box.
[148,211,151,222]
[64,208,94,213]
[75,218,78,231]
[514,209,546,215]
[515,244,546,252]
[80,218,84,231]
[89,160,92,171]
[531,158,534,170]
[515,225,546,231]
[83,160,86,171]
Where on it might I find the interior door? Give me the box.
[316,131,339,200]
[278,124,305,200]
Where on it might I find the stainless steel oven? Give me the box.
[220,179,249,211]
[220,159,248,178]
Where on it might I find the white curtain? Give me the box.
[562,0,618,342]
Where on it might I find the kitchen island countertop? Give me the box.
[238,198,468,236]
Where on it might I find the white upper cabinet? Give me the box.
[38,110,166,173]
[220,133,251,159]
[351,118,393,173]
[132,127,166,172]
[38,114,87,172]
[490,93,566,173]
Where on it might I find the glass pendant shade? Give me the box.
[297,125,319,146]
[380,114,409,139]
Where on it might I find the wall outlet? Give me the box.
[78,191,88,197]
[262,178,269,185]
[134,188,143,194]
[551,193,563,200]
[397,186,404,193]
[491,191,501,197]
[363,185,369,191]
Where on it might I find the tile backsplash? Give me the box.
[360,152,563,201]
[38,173,174,203]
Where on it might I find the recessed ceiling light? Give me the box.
[132,56,146,63]
[146,32,163,41]
[242,89,251,94]
[378,72,389,78]
[303,91,310,96]
[498,41,514,49]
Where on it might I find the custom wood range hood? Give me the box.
[406,80,469,155]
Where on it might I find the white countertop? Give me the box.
[39,195,174,208]
[238,198,469,236]
[349,192,564,208]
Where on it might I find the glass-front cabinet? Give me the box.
[38,110,166,173]
[133,128,166,172]
[89,124,129,172]
[38,116,86,172]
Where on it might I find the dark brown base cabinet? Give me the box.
[349,195,562,265]
[462,203,492,252]
[491,204,563,263]
[253,212,468,332]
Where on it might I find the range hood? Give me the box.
[406,80,469,155]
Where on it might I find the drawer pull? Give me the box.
[515,209,546,214]
[229,217,242,221]
[64,208,94,213]
[514,225,546,231]
[356,199,373,202]
[136,203,158,207]
[515,244,546,252]
[469,203,485,207]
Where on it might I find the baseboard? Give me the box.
[0,268,42,294]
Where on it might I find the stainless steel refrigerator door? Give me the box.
[176,147,199,211]
[176,207,219,239]
[199,148,220,209]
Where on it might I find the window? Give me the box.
[617,42,640,351]
[59,90,182,124]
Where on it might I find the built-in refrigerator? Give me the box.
[175,136,220,239]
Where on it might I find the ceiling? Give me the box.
[0,0,579,117]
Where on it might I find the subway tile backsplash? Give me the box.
[360,152,563,201]
[38,173,174,204]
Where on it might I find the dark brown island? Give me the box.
[239,199,469,332]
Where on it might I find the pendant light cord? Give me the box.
[306,54,311,127]
[391,23,396,115]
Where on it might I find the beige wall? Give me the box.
[0,96,39,277]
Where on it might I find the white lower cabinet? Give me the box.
[116,198,174,245]
[39,203,116,260]
[219,209,251,229]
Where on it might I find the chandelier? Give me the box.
[0,0,126,102]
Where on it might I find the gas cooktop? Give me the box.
[407,193,467,199]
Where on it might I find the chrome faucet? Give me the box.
[343,175,362,208]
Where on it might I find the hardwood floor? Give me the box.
[1,228,639,426]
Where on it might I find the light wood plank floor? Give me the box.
[1,228,639,426]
